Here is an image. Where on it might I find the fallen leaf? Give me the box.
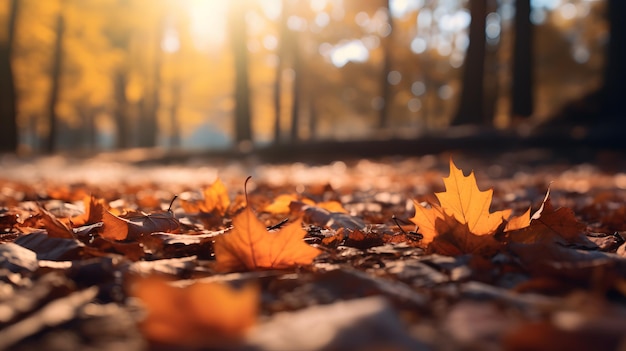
[428,212,502,256]
[0,243,39,273]
[180,178,231,215]
[130,276,258,347]
[264,194,314,214]
[316,200,348,214]
[410,159,511,250]
[504,207,531,232]
[291,201,365,230]
[14,231,84,260]
[38,206,74,239]
[214,207,321,272]
[63,196,104,228]
[506,189,589,246]
[264,194,346,215]
[83,237,145,261]
[101,210,179,241]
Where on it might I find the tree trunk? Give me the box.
[601,0,625,124]
[378,0,393,130]
[0,0,19,153]
[229,2,252,147]
[511,0,533,119]
[451,0,487,126]
[308,98,317,140]
[138,23,163,148]
[544,0,624,129]
[45,12,65,154]
[114,71,130,149]
[289,32,301,143]
[169,82,181,148]
[273,0,288,144]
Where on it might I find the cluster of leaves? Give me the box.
[409,160,590,256]
[1,159,625,350]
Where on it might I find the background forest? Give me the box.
[0,0,616,155]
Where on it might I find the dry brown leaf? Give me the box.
[38,206,74,239]
[101,210,179,241]
[130,276,258,347]
[214,206,321,272]
[62,195,104,228]
[410,159,512,247]
[507,189,588,245]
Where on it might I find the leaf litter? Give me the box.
[0,153,625,350]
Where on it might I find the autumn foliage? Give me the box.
[214,207,321,272]
[130,276,259,347]
[408,159,588,256]
[1,157,625,350]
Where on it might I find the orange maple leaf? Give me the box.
[428,211,503,256]
[264,194,347,214]
[214,206,321,272]
[131,276,258,347]
[263,194,314,214]
[180,178,231,215]
[505,207,531,232]
[410,159,512,245]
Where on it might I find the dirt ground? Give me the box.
[1,148,625,351]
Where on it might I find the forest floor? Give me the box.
[1,146,625,351]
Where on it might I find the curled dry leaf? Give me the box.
[62,195,105,228]
[38,206,74,239]
[214,206,321,272]
[101,210,179,241]
[130,276,258,347]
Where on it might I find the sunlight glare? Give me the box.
[310,0,328,13]
[314,12,330,28]
[330,40,369,68]
[410,37,427,54]
[187,0,229,50]
[390,0,423,18]
[161,27,180,53]
[439,10,470,32]
[260,0,282,20]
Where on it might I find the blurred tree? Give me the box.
[137,15,164,148]
[168,81,181,147]
[290,36,301,142]
[511,0,533,119]
[113,71,130,149]
[378,0,393,130]
[601,0,625,126]
[272,0,287,144]
[452,0,488,126]
[0,0,18,153]
[229,1,252,147]
[45,9,65,154]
